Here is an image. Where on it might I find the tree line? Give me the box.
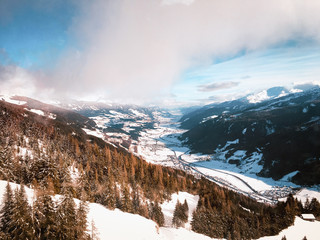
[0,182,93,240]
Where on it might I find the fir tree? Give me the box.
[172,200,189,228]
[33,190,57,239]
[57,191,77,240]
[76,200,90,240]
[121,186,132,213]
[11,185,33,240]
[0,182,15,238]
[150,201,165,227]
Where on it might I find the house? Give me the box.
[301,214,316,221]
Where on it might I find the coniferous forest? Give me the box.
[0,100,320,239]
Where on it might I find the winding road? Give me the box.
[159,130,279,204]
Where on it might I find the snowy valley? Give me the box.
[0,93,320,240]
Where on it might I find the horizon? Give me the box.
[1,0,320,106]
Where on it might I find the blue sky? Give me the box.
[0,0,75,68]
[1,0,320,105]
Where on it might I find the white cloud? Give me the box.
[162,0,195,6]
[4,0,320,103]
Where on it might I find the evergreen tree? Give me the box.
[11,185,33,240]
[121,186,132,213]
[0,182,15,238]
[172,200,189,228]
[150,201,165,227]
[57,191,77,240]
[76,200,90,240]
[33,190,57,239]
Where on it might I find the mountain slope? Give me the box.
[1,96,319,239]
[180,87,320,185]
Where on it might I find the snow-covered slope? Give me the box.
[0,181,213,240]
[258,216,320,240]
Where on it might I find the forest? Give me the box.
[0,100,319,239]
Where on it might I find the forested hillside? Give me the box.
[0,99,319,239]
[180,88,320,185]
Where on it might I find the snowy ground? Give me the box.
[0,180,213,240]
[161,192,199,229]
[1,180,319,240]
[85,110,320,204]
[258,216,320,240]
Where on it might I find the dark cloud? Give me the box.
[198,81,239,92]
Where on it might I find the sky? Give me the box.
[1,0,320,106]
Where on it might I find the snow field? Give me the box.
[160,192,199,229]
[0,180,215,240]
[258,216,320,240]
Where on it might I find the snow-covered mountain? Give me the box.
[1,94,320,239]
[180,86,320,186]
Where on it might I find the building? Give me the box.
[301,214,316,222]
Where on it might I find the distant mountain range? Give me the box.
[180,86,320,185]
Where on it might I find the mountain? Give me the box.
[180,87,320,185]
[1,95,318,239]
[61,100,172,151]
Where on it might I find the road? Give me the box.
[159,130,278,204]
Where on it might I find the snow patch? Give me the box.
[200,115,218,123]
[26,109,45,116]
[0,95,27,105]
[280,171,299,182]
[161,192,199,229]
[82,128,104,139]
[258,216,320,240]
[247,90,270,103]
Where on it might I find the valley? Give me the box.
[78,103,320,205]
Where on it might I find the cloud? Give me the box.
[4,0,320,103]
[198,81,239,92]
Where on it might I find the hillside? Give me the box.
[1,96,320,239]
[180,87,320,185]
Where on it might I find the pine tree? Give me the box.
[56,191,77,240]
[11,185,33,240]
[33,190,57,239]
[121,186,132,213]
[75,200,90,240]
[172,199,189,228]
[150,201,164,227]
[0,182,15,238]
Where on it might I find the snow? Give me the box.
[258,216,320,240]
[0,95,27,105]
[301,214,316,220]
[247,90,270,103]
[201,115,218,123]
[82,128,104,139]
[242,128,247,134]
[87,204,159,240]
[69,165,80,183]
[293,189,320,204]
[83,109,320,206]
[48,113,57,119]
[161,192,199,229]
[280,171,299,182]
[1,180,318,239]
[27,108,45,116]
[129,108,147,118]
[0,181,34,205]
[0,180,214,240]
[302,107,308,113]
